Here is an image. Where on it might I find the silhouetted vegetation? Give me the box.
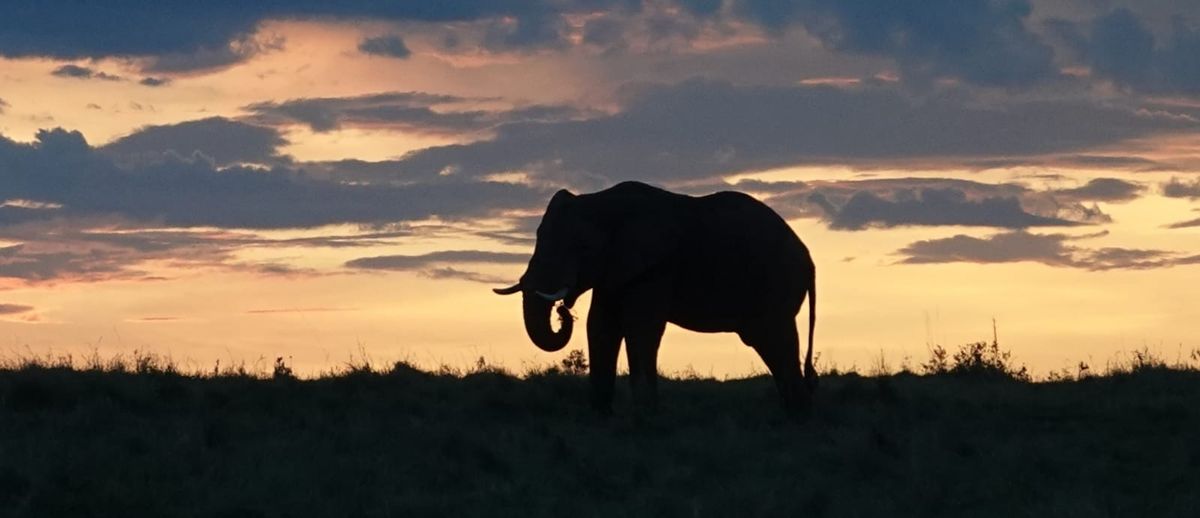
[1,343,1198,517]
[921,339,1031,381]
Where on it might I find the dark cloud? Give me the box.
[3,0,1190,93]
[50,64,122,81]
[244,91,586,135]
[733,0,1056,86]
[481,12,569,51]
[358,35,412,59]
[1053,8,1200,95]
[0,2,629,71]
[742,177,1116,230]
[345,250,527,271]
[0,98,8,113]
[142,33,282,74]
[644,12,703,44]
[680,0,723,17]
[897,231,1200,270]
[100,117,288,166]
[0,0,1064,86]
[246,92,460,132]
[139,77,171,87]
[1050,178,1143,203]
[1162,177,1200,199]
[0,127,549,230]
[0,303,34,315]
[389,80,1199,186]
[813,188,1079,231]
[582,16,626,49]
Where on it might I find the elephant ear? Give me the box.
[607,210,682,288]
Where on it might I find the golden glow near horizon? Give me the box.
[1,14,1199,379]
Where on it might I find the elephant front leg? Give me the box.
[586,299,621,416]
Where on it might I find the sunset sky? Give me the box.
[1,1,1199,377]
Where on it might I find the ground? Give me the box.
[0,354,1197,517]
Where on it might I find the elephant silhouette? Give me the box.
[495,181,817,414]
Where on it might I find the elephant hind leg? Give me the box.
[739,319,811,416]
[624,318,666,416]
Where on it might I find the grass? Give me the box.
[0,344,1198,517]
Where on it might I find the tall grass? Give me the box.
[1,341,1198,516]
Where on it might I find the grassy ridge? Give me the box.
[0,351,1198,517]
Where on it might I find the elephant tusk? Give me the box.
[536,288,568,301]
[492,283,522,295]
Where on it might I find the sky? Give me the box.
[1,0,1199,377]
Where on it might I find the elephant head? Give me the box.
[493,189,606,352]
[495,184,683,352]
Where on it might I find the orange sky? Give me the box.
[1,7,1199,377]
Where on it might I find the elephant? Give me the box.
[494,181,817,415]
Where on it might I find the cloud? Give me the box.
[139,77,171,87]
[897,231,1200,270]
[746,177,1126,230]
[0,242,148,282]
[810,188,1080,231]
[0,127,548,230]
[1162,177,1200,199]
[0,0,1062,86]
[1052,8,1200,95]
[582,16,626,49]
[345,250,527,270]
[345,249,527,284]
[358,35,412,58]
[1045,155,1166,171]
[50,64,122,81]
[388,79,1199,186]
[243,91,586,135]
[1167,217,1200,229]
[0,222,295,283]
[1050,178,1143,203]
[420,267,509,284]
[729,179,809,194]
[0,2,627,72]
[0,98,8,113]
[480,12,570,52]
[0,303,34,315]
[733,0,1056,86]
[141,33,282,74]
[2,0,1190,94]
[100,117,288,166]
[0,218,427,283]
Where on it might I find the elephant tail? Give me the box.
[804,269,818,389]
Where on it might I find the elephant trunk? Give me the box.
[522,292,573,352]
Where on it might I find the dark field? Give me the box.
[1,349,1198,517]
